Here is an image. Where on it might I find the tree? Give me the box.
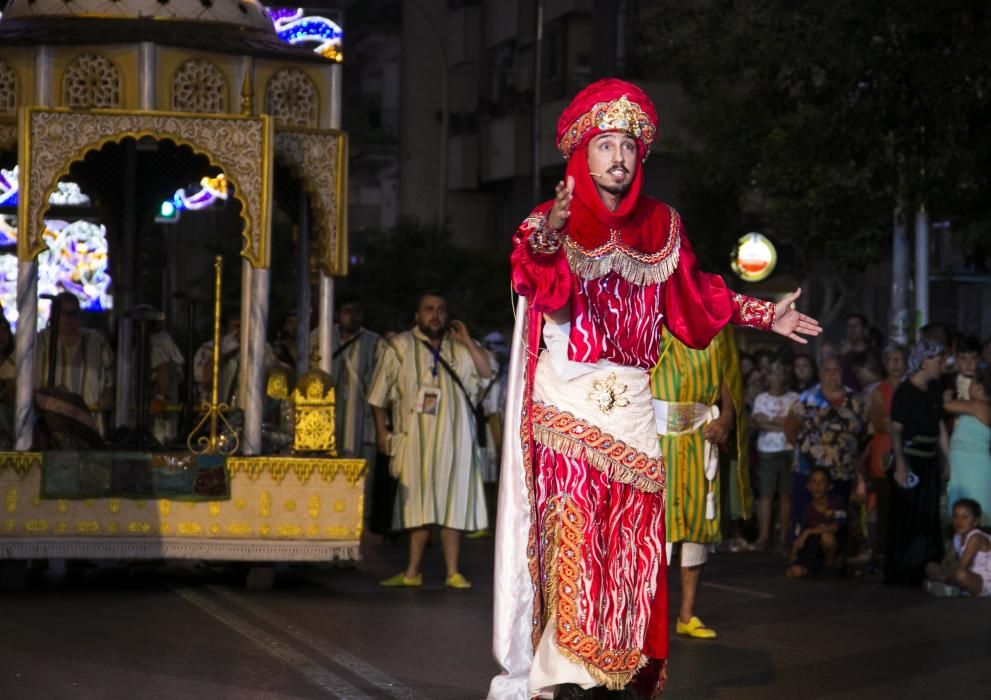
[342,219,513,337]
[634,0,991,327]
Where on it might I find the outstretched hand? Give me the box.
[771,289,822,344]
[547,176,575,231]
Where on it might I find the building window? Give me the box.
[265,69,318,127]
[172,59,228,114]
[62,53,121,109]
[0,61,17,115]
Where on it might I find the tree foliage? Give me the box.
[342,219,513,337]
[634,0,991,275]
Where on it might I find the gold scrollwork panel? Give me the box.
[17,108,274,268]
[274,128,348,276]
[0,454,366,545]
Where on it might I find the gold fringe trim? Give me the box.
[565,240,681,286]
[558,646,647,691]
[533,424,664,494]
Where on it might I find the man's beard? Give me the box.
[599,181,631,196]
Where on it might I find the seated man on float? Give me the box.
[193,308,280,409]
[35,291,115,436]
[193,309,241,405]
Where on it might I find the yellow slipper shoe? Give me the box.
[676,616,717,639]
[445,572,472,589]
[466,529,491,539]
[379,572,422,587]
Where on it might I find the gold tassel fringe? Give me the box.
[533,424,664,494]
[558,645,648,691]
[565,241,681,286]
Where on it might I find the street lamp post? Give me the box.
[890,201,910,345]
[532,1,543,204]
[914,203,929,330]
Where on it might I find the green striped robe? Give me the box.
[649,326,750,543]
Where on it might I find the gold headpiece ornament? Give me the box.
[595,96,644,136]
[557,95,657,160]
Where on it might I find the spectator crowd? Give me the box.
[738,314,991,598]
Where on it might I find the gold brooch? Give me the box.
[587,373,630,414]
[595,96,642,137]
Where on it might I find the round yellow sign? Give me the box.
[731,232,777,282]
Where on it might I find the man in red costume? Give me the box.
[489,79,820,700]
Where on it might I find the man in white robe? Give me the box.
[369,291,493,589]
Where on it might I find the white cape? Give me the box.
[488,297,535,699]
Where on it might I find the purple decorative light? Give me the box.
[267,6,343,61]
[0,167,17,208]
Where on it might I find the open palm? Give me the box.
[772,288,822,344]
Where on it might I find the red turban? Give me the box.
[555,78,658,161]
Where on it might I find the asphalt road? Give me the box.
[0,534,989,699]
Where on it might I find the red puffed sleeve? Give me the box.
[510,205,571,313]
[664,234,775,349]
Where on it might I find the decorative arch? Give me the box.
[265,69,319,128]
[62,53,122,109]
[0,61,17,115]
[0,118,16,153]
[18,108,273,268]
[172,59,229,114]
[274,127,348,276]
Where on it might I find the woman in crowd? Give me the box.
[945,368,991,521]
[885,339,947,585]
[866,343,907,563]
[785,354,868,545]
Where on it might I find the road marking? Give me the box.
[173,587,373,699]
[209,585,426,700]
[701,581,777,599]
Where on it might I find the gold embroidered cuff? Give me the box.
[528,216,563,255]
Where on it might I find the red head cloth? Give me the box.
[555,79,663,244]
[555,78,658,162]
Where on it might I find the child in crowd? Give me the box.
[924,498,991,597]
[752,356,800,550]
[787,467,847,578]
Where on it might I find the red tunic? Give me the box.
[511,198,774,367]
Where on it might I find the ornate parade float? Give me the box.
[0,0,363,585]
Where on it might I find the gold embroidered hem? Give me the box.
[531,402,665,494]
[544,496,647,690]
[520,311,546,653]
[563,213,681,286]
